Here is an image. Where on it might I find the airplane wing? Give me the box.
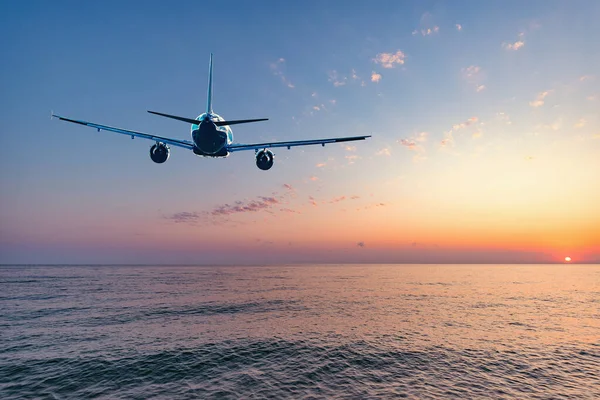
[226,135,371,152]
[52,115,195,150]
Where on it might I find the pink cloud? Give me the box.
[373,50,406,68]
[529,90,552,107]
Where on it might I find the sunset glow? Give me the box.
[1,1,599,264]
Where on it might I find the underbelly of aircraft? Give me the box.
[192,146,229,158]
[192,129,227,156]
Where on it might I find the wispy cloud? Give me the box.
[503,40,525,51]
[345,154,360,164]
[462,65,486,92]
[496,112,512,125]
[283,183,294,191]
[580,75,594,82]
[413,26,439,36]
[529,90,553,107]
[456,24,462,31]
[574,118,586,128]
[212,197,280,216]
[308,196,318,207]
[315,162,326,168]
[371,72,382,83]
[357,241,365,248]
[328,70,347,87]
[373,51,406,68]
[345,145,357,152]
[330,196,346,203]
[270,58,295,88]
[441,117,480,146]
[309,176,319,181]
[503,32,525,51]
[398,131,428,159]
[399,139,417,150]
[167,212,201,224]
[376,147,391,156]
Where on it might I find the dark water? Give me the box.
[1,264,598,399]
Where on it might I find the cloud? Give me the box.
[456,24,462,31]
[503,40,525,51]
[399,139,417,150]
[350,195,360,200]
[415,131,428,142]
[308,196,318,207]
[441,117,481,146]
[315,162,326,168]
[587,95,597,101]
[452,117,478,131]
[330,196,346,203]
[462,65,486,92]
[345,145,357,152]
[345,154,360,164]
[211,197,280,216]
[413,26,439,36]
[525,156,535,161]
[398,131,428,156]
[313,105,321,111]
[351,69,359,80]
[279,208,299,214]
[371,72,382,83]
[376,147,391,156]
[270,58,295,88]
[166,212,201,224]
[462,65,480,79]
[580,75,594,82]
[357,242,365,248]
[574,118,586,128]
[283,183,294,191]
[529,90,552,107]
[373,50,406,68]
[328,70,347,87]
[309,176,319,181]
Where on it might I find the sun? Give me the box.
[564,256,572,262]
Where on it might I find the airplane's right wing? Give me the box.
[226,135,371,152]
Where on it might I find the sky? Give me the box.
[1,0,599,264]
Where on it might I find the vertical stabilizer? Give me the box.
[206,53,213,114]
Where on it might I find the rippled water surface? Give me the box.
[1,264,599,399]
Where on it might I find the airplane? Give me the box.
[52,54,371,170]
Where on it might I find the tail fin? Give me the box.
[206,53,213,114]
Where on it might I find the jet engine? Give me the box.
[255,149,274,170]
[150,143,170,164]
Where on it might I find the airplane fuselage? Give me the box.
[191,112,233,157]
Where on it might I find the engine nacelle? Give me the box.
[255,149,274,170]
[150,143,170,164]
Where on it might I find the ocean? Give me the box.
[1,264,598,399]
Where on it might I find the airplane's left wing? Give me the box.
[226,135,371,152]
[52,115,195,149]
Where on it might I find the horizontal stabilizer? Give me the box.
[148,111,268,127]
[214,118,268,126]
[147,110,200,125]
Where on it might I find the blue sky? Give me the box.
[1,1,599,264]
